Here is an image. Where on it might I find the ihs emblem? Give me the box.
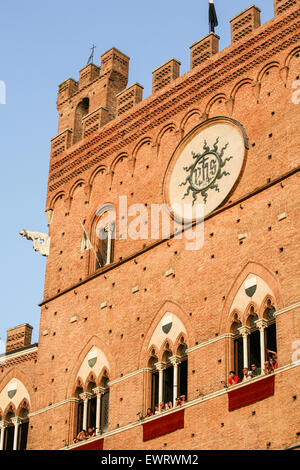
[179,137,233,205]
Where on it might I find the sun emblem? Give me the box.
[179,137,233,205]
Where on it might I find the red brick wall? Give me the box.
[1,1,299,451]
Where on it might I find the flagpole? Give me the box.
[80,222,102,267]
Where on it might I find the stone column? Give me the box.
[238,326,251,369]
[105,223,114,265]
[255,318,268,373]
[79,392,92,431]
[155,362,166,410]
[11,417,22,451]
[170,355,181,407]
[93,386,106,435]
[0,421,8,451]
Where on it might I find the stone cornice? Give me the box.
[47,7,300,194]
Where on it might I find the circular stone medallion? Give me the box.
[163,118,248,222]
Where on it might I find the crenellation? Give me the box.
[190,33,220,69]
[116,83,144,116]
[152,58,181,94]
[78,63,100,89]
[57,78,78,105]
[82,106,112,138]
[230,5,261,43]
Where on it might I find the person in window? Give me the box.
[160,402,165,412]
[146,408,153,417]
[242,367,253,382]
[87,427,95,439]
[228,370,240,385]
[154,406,159,415]
[167,401,173,409]
[251,364,261,377]
[180,395,186,404]
[266,349,277,361]
[74,429,86,443]
[263,361,271,375]
[269,357,278,371]
[175,397,181,407]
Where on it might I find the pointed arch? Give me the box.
[0,369,34,411]
[16,398,30,417]
[158,338,174,362]
[173,332,188,356]
[66,336,114,398]
[153,123,178,155]
[205,93,227,116]
[109,152,129,174]
[230,78,254,100]
[88,164,108,186]
[284,45,300,68]
[84,371,97,392]
[48,190,66,211]
[179,109,202,135]
[256,61,280,83]
[69,179,86,199]
[4,402,17,419]
[219,261,283,335]
[243,301,259,326]
[139,301,193,368]
[132,136,152,161]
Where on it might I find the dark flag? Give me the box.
[209,0,218,33]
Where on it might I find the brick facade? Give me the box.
[0,1,299,451]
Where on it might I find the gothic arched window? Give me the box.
[73,98,89,144]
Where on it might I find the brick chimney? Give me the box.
[6,324,33,352]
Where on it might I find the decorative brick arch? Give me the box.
[84,372,97,392]
[205,93,227,116]
[99,367,110,386]
[179,109,202,136]
[4,402,17,419]
[158,338,174,362]
[256,61,281,83]
[132,136,152,161]
[109,152,129,175]
[66,335,115,398]
[16,398,30,417]
[139,300,194,368]
[72,377,84,396]
[219,261,283,335]
[230,78,254,100]
[69,179,86,199]
[88,164,108,186]
[173,332,188,355]
[243,301,260,326]
[48,190,66,211]
[153,122,178,157]
[260,294,277,318]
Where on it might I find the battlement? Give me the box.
[51,0,299,157]
[230,5,261,43]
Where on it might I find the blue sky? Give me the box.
[0,0,275,346]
